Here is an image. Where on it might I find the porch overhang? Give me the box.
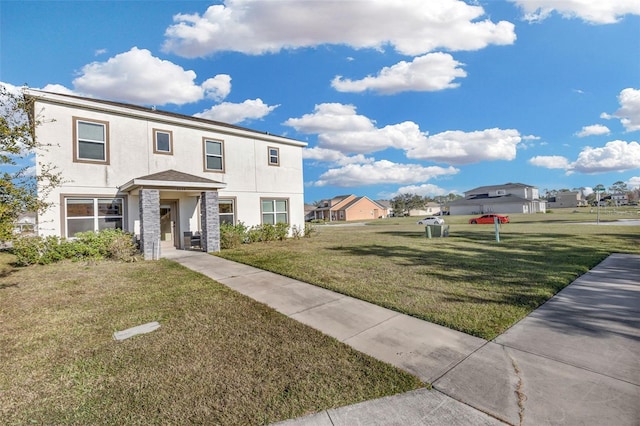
[119,169,226,194]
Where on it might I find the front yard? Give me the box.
[2,208,637,424]
[0,255,422,425]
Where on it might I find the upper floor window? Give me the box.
[261,198,288,224]
[73,117,109,164]
[268,147,280,166]
[203,138,224,172]
[154,129,173,155]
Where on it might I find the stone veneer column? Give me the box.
[200,191,220,253]
[139,189,161,260]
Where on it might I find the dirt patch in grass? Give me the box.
[0,255,423,425]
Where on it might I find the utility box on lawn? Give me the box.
[426,224,449,238]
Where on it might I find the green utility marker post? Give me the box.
[426,225,432,239]
[494,216,500,242]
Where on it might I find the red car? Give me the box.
[469,214,510,224]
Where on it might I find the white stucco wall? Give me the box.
[31,91,306,238]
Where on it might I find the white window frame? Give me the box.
[64,197,124,238]
[73,117,109,164]
[203,138,224,172]
[218,198,236,225]
[268,146,280,166]
[261,198,289,225]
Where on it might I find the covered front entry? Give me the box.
[160,200,178,249]
[120,169,227,260]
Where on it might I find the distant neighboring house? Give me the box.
[14,212,37,235]
[304,204,316,222]
[26,89,306,259]
[448,183,546,215]
[408,202,442,217]
[311,194,387,221]
[375,200,391,217]
[547,191,588,208]
[610,193,629,206]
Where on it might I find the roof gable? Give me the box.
[119,169,226,192]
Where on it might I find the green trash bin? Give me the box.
[426,224,449,238]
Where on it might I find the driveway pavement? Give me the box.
[164,250,640,425]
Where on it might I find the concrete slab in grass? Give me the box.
[435,342,640,426]
[344,314,486,383]
[219,271,345,315]
[291,297,400,342]
[274,388,504,426]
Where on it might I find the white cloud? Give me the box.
[528,155,571,169]
[528,141,640,174]
[627,176,640,189]
[194,98,277,124]
[286,104,523,165]
[605,88,640,132]
[570,140,640,173]
[302,147,374,166]
[1,81,22,96]
[284,103,422,154]
[393,183,449,198]
[163,0,515,57]
[406,128,522,165]
[23,165,37,178]
[201,74,232,101]
[40,84,77,96]
[72,47,231,105]
[311,160,459,187]
[331,53,467,94]
[575,124,611,137]
[510,0,640,24]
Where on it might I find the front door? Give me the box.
[160,201,178,248]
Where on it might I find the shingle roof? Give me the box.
[119,169,226,192]
[135,169,221,184]
[466,182,534,194]
[24,88,305,146]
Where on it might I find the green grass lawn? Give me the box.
[0,254,423,425]
[218,209,640,340]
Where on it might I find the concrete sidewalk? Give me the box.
[163,250,640,425]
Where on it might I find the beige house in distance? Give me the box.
[311,195,387,221]
[547,191,588,208]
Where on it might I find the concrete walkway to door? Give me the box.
[163,250,640,425]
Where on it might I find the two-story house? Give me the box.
[448,183,546,215]
[547,191,588,208]
[610,193,629,206]
[26,89,306,259]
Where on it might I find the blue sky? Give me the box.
[1,0,639,203]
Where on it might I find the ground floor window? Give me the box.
[65,197,123,237]
[261,198,288,224]
[219,199,235,225]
